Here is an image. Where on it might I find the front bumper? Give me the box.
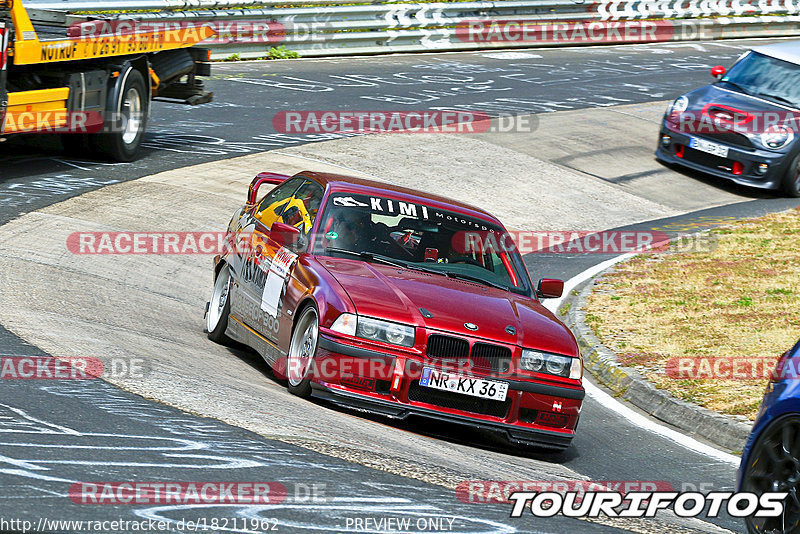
[312,335,584,450]
[656,122,792,190]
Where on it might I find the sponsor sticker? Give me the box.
[261,247,298,317]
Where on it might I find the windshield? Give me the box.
[721,51,800,107]
[315,193,530,294]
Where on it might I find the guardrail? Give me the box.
[23,0,800,58]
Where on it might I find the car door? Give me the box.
[228,177,304,352]
[270,179,326,350]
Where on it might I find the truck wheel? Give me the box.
[93,68,149,162]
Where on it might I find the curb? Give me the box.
[561,271,752,453]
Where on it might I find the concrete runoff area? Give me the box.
[469,101,777,211]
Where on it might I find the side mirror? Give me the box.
[537,278,564,299]
[711,65,726,80]
[248,172,289,205]
[270,222,301,249]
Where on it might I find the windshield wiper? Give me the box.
[718,80,751,95]
[325,248,409,269]
[757,92,798,107]
[443,272,509,292]
[404,263,450,277]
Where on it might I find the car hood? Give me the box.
[319,257,577,356]
[684,84,791,116]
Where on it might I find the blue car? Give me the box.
[738,339,800,533]
[656,41,800,197]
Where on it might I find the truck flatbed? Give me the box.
[1,0,215,161]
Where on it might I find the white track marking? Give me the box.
[544,256,742,465]
[542,253,635,315]
[0,403,80,435]
[481,52,542,59]
[584,380,740,466]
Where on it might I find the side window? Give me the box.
[253,177,303,230]
[282,180,325,236]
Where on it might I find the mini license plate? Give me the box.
[689,137,729,158]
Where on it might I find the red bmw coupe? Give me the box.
[206,171,584,451]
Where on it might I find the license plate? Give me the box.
[689,137,729,158]
[419,368,508,402]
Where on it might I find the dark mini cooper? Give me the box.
[657,41,800,197]
[205,171,585,451]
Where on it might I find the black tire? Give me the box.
[206,265,232,344]
[781,154,800,198]
[92,68,149,162]
[741,415,800,534]
[286,306,319,398]
[150,49,195,86]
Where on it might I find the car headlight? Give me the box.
[330,313,357,336]
[358,317,414,347]
[331,314,415,347]
[666,96,689,117]
[520,349,582,380]
[760,125,794,150]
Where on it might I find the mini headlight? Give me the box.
[666,96,689,117]
[356,316,415,347]
[761,125,794,150]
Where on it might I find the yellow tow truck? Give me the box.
[0,0,214,161]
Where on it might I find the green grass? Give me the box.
[585,208,800,420]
